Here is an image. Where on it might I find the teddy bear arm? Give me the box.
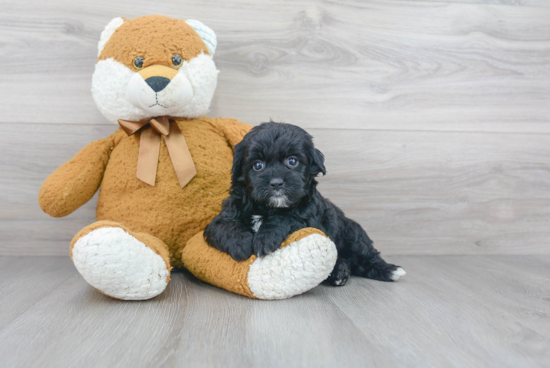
[206,117,253,148]
[38,134,119,218]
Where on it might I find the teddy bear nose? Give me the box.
[145,76,171,92]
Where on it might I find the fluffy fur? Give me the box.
[97,17,125,57]
[72,226,170,300]
[92,53,218,123]
[91,16,219,123]
[205,122,405,285]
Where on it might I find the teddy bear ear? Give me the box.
[97,17,125,57]
[186,19,217,56]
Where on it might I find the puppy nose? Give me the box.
[270,178,285,189]
[145,76,170,92]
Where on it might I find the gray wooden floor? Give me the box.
[0,255,548,368]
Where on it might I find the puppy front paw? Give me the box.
[226,232,255,261]
[205,229,254,261]
[252,232,283,258]
[228,243,254,261]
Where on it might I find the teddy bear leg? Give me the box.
[182,228,337,300]
[70,220,172,300]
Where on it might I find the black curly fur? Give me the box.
[204,122,403,285]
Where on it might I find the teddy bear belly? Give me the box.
[95,121,234,267]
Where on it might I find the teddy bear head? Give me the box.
[91,15,218,123]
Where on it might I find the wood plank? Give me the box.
[313,128,550,255]
[0,124,115,255]
[430,0,542,5]
[1,123,549,255]
[0,258,390,368]
[154,272,392,368]
[0,256,74,329]
[318,255,550,368]
[0,0,548,133]
[0,255,548,367]
[525,0,550,6]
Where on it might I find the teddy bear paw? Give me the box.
[247,233,337,300]
[71,226,170,300]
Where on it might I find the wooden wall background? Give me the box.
[0,0,549,256]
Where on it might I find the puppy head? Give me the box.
[92,15,218,123]
[232,122,326,208]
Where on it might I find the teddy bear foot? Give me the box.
[183,228,337,300]
[246,230,338,299]
[70,221,171,300]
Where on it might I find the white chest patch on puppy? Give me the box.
[251,215,263,233]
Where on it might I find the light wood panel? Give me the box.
[0,0,548,133]
[0,255,548,368]
[315,128,550,255]
[0,124,111,255]
[434,0,546,5]
[0,257,74,329]
[318,255,550,368]
[1,0,549,255]
[1,123,549,255]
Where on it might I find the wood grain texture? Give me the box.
[2,124,549,256]
[317,255,550,368]
[0,255,548,368]
[0,124,112,255]
[432,0,547,5]
[0,257,75,330]
[314,128,550,255]
[1,1,549,255]
[0,0,549,133]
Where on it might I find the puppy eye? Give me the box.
[286,157,299,167]
[172,54,183,67]
[253,161,265,171]
[133,57,144,70]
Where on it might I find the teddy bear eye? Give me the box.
[172,54,183,67]
[133,57,144,70]
[287,157,298,167]
[253,161,265,171]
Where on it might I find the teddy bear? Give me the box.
[38,15,337,300]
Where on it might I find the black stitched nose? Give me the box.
[145,76,170,92]
[270,178,285,189]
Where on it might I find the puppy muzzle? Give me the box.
[126,64,194,115]
[268,190,290,208]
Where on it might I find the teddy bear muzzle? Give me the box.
[126,64,194,116]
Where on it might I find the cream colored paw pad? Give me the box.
[247,234,338,300]
[72,227,169,300]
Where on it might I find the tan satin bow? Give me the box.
[117,116,197,188]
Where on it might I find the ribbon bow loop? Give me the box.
[117,117,197,188]
[149,117,170,136]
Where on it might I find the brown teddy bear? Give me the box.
[38,15,337,300]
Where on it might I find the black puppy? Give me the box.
[204,122,405,285]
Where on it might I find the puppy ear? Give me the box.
[309,148,326,176]
[231,141,246,183]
